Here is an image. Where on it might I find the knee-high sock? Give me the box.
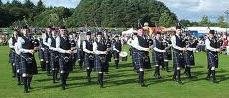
[23,77,28,92]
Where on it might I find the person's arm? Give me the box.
[83,41,93,54]
[8,38,14,48]
[18,37,33,54]
[171,36,184,51]
[56,37,68,53]
[205,39,218,52]
[131,37,149,51]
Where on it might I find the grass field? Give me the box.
[0,46,229,98]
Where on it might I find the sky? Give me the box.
[2,0,229,22]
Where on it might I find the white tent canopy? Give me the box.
[187,27,227,34]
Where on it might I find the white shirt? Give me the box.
[93,40,107,55]
[17,37,33,54]
[205,38,218,52]
[153,39,165,53]
[55,36,68,53]
[47,37,57,51]
[83,40,93,54]
[129,36,149,51]
[171,35,184,51]
[8,38,14,49]
[42,33,49,47]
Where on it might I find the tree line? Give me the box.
[0,0,228,28]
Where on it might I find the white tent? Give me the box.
[187,27,227,34]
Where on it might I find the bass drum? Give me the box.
[119,51,128,61]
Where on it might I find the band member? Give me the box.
[48,29,59,83]
[162,34,172,72]
[56,26,74,90]
[82,32,94,82]
[38,32,45,71]
[8,30,18,77]
[14,32,23,85]
[171,25,186,84]
[127,32,138,71]
[129,27,149,87]
[77,30,84,69]
[42,26,52,75]
[184,36,198,78]
[17,26,38,93]
[93,32,108,88]
[205,30,221,83]
[70,32,78,68]
[112,35,122,69]
[153,32,166,79]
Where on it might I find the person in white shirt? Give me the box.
[205,30,221,83]
[55,26,73,90]
[17,26,37,93]
[153,31,166,79]
[82,32,94,82]
[129,27,149,87]
[93,32,108,88]
[8,30,18,78]
[171,25,187,84]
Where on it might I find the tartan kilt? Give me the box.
[164,48,172,60]
[151,50,156,65]
[155,52,164,66]
[132,49,144,70]
[173,50,185,68]
[9,49,15,64]
[107,51,112,62]
[143,52,151,69]
[94,54,107,72]
[50,51,60,70]
[59,54,73,72]
[15,54,22,75]
[44,48,50,62]
[21,53,38,75]
[84,53,94,69]
[77,49,84,61]
[207,50,218,68]
[185,51,195,66]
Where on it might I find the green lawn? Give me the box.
[0,46,229,98]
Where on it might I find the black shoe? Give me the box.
[24,90,29,93]
[62,84,66,90]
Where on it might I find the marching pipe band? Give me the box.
[8,24,223,93]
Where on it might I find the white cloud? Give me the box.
[159,0,229,21]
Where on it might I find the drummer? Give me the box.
[112,35,122,69]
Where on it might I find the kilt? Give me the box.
[155,51,164,66]
[206,50,218,68]
[77,49,84,61]
[94,54,108,72]
[50,51,60,70]
[21,53,38,75]
[84,53,94,69]
[132,48,144,70]
[59,54,73,73]
[173,50,185,68]
[107,51,112,62]
[184,51,195,66]
[15,54,22,75]
[143,52,151,69]
[9,49,15,64]
[44,48,50,62]
[151,50,156,65]
[164,48,172,60]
